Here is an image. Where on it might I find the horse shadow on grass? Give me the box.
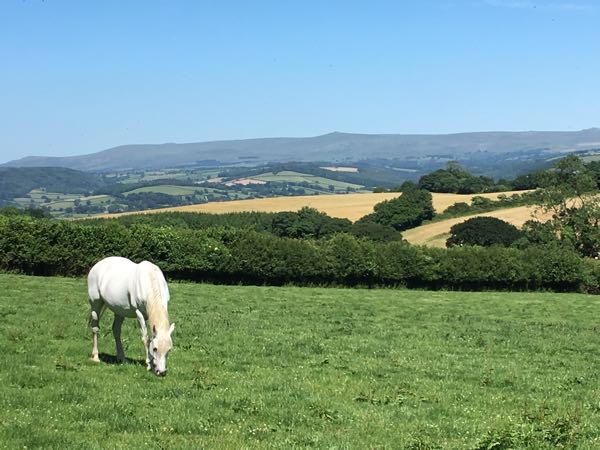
[98,353,146,367]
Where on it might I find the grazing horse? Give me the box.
[87,256,175,376]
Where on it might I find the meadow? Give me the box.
[1,274,600,448]
[247,171,367,193]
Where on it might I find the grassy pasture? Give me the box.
[112,169,220,185]
[14,190,114,214]
[1,274,600,448]
[248,171,366,192]
[123,185,202,196]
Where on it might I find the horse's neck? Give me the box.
[148,300,170,333]
[145,272,170,333]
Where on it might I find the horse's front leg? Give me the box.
[112,314,126,363]
[135,309,151,370]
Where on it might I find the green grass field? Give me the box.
[1,274,600,448]
[123,185,203,196]
[113,169,221,184]
[14,190,115,215]
[249,171,367,192]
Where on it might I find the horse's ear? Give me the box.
[169,323,175,336]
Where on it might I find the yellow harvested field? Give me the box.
[102,193,398,222]
[402,205,550,248]
[99,190,530,222]
[428,191,530,214]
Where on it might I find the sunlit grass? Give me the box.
[1,274,599,448]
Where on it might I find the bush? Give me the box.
[521,244,593,291]
[446,217,523,248]
[322,234,377,284]
[374,242,437,287]
[442,202,471,216]
[348,221,402,242]
[436,246,527,289]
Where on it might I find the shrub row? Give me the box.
[0,215,597,292]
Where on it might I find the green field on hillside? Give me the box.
[250,171,367,192]
[1,274,599,448]
[123,184,203,196]
[14,190,114,215]
[112,169,221,184]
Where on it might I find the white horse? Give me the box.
[87,256,175,376]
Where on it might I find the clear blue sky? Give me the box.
[1,0,599,163]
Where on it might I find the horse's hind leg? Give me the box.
[89,299,104,363]
[112,314,126,363]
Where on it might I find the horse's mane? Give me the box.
[145,267,170,333]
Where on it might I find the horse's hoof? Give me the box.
[91,356,100,363]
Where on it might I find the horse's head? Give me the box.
[149,323,175,376]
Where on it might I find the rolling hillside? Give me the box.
[0,167,105,202]
[401,206,545,247]
[4,129,600,171]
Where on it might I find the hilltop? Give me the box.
[3,129,600,172]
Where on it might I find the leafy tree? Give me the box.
[457,176,494,194]
[365,186,434,231]
[417,161,502,194]
[586,160,600,188]
[514,220,559,248]
[270,207,350,239]
[535,155,600,258]
[418,168,461,193]
[446,216,523,247]
[511,172,543,190]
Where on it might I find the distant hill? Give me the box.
[0,167,104,201]
[3,129,600,172]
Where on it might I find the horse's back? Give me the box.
[88,257,138,315]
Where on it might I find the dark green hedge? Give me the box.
[0,215,597,292]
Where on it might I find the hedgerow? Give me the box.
[0,215,596,292]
